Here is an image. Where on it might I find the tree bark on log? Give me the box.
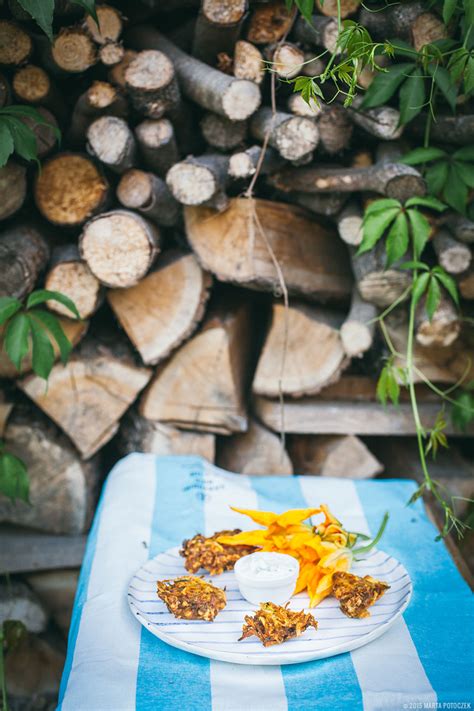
[0,20,32,66]
[44,245,102,320]
[228,145,283,179]
[294,15,339,53]
[68,80,128,145]
[336,200,363,245]
[119,410,216,461]
[340,286,377,358]
[415,292,460,348]
[127,27,261,120]
[192,0,248,66]
[125,50,181,118]
[217,419,293,475]
[200,112,247,150]
[116,169,181,227]
[135,118,179,177]
[0,406,101,533]
[408,114,474,146]
[457,265,474,299]
[445,215,474,244]
[350,240,411,307]
[432,229,472,275]
[184,198,353,301]
[288,434,383,478]
[107,250,211,365]
[270,162,426,201]
[79,209,161,288]
[233,40,264,83]
[359,1,425,42]
[166,154,229,208]
[19,337,152,459]
[87,115,137,174]
[0,162,27,221]
[250,107,319,160]
[292,191,348,218]
[0,225,49,299]
[347,103,403,141]
[253,301,348,398]
[317,105,353,154]
[139,299,252,434]
[246,0,295,44]
[34,153,109,227]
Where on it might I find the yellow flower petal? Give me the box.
[275,508,321,527]
[230,507,277,526]
[217,529,268,546]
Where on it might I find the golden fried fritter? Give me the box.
[239,602,318,647]
[332,571,390,618]
[157,576,226,621]
[180,529,256,576]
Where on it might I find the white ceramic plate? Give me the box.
[128,547,412,665]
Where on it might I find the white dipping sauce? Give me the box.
[234,552,299,605]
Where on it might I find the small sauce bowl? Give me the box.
[234,551,300,605]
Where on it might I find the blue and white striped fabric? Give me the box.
[58,454,474,711]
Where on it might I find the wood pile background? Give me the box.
[0,0,473,706]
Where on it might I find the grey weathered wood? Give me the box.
[0,527,86,574]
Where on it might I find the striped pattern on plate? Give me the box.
[128,546,412,666]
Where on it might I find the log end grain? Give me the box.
[99,41,125,67]
[45,259,101,320]
[87,115,135,171]
[247,1,294,44]
[85,4,123,45]
[0,21,32,66]
[0,162,27,221]
[234,40,264,84]
[275,116,319,160]
[13,64,50,103]
[167,161,218,205]
[34,154,108,226]
[222,79,261,121]
[52,28,97,73]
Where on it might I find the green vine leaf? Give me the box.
[412,272,431,307]
[425,411,448,459]
[0,122,14,167]
[16,0,54,41]
[4,314,30,371]
[431,267,459,305]
[385,212,409,267]
[401,147,447,164]
[376,360,401,407]
[425,275,442,320]
[26,289,81,320]
[0,445,30,504]
[442,0,458,23]
[0,297,22,326]
[0,106,61,168]
[398,70,426,124]
[427,64,457,112]
[406,208,432,259]
[452,390,474,431]
[361,63,415,109]
[29,317,55,380]
[358,206,400,255]
[30,309,73,365]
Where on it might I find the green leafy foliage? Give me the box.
[0,442,30,504]
[425,410,448,458]
[452,384,474,432]
[0,105,61,168]
[16,0,98,38]
[376,359,406,407]
[411,265,459,318]
[0,290,80,380]
[401,146,474,216]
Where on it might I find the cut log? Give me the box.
[300,51,325,78]
[0,406,101,532]
[253,301,348,398]
[433,229,472,275]
[34,153,109,227]
[458,265,474,300]
[217,419,293,475]
[50,27,97,73]
[99,41,125,66]
[108,48,138,87]
[200,112,247,150]
[294,15,339,53]
[446,215,474,244]
[272,42,304,79]
[119,410,216,461]
[336,200,363,245]
[192,0,248,66]
[0,20,32,65]
[84,3,123,45]
[347,103,403,141]
[0,162,27,221]
[408,114,474,146]
[44,245,101,320]
[12,64,62,114]
[20,106,58,158]
[68,80,128,145]
[340,287,377,358]
[246,0,295,44]
[19,337,152,459]
[0,225,49,299]
[166,154,229,208]
[139,299,252,434]
[228,145,283,179]
[0,582,47,633]
[288,434,383,478]
[0,317,87,379]
[411,12,447,51]
[292,191,347,217]
[127,27,261,120]
[233,40,264,83]
[250,107,319,161]
[87,115,137,174]
[135,118,179,176]
[415,292,460,348]
[26,570,78,637]
[359,1,425,42]
[79,209,160,288]
[116,169,181,227]
[0,528,86,574]
[270,161,426,201]
[108,250,211,364]
[350,240,411,307]
[315,0,361,17]
[318,105,353,154]
[184,198,353,301]
[125,49,180,118]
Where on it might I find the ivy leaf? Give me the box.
[398,71,426,125]
[426,161,449,194]
[412,271,430,307]
[363,198,401,217]
[385,212,409,267]
[0,451,30,503]
[401,147,446,165]
[358,207,400,255]
[15,0,54,41]
[29,317,55,380]
[27,289,81,320]
[453,145,474,161]
[452,391,474,431]
[361,63,415,109]
[29,310,72,364]
[4,314,30,371]
[376,362,400,407]
[432,267,460,305]
[442,0,457,23]
[0,121,14,168]
[407,208,431,258]
[443,166,468,214]
[0,297,22,326]
[405,196,446,211]
[453,161,474,188]
[1,116,38,164]
[427,64,457,112]
[295,0,314,23]
[425,276,441,320]
[399,260,429,271]
[465,56,474,95]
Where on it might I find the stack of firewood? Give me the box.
[1,3,473,680]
